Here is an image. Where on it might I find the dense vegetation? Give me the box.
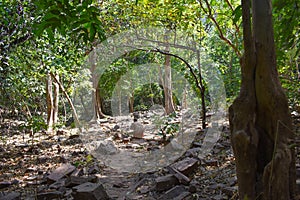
[0,0,299,199]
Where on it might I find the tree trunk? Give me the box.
[53,74,59,125]
[129,76,134,113]
[197,50,207,129]
[90,49,105,120]
[164,39,175,115]
[50,72,81,129]
[129,94,134,113]
[46,73,54,133]
[95,87,105,118]
[229,0,296,199]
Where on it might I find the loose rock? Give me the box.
[65,175,97,187]
[171,157,199,176]
[158,185,188,200]
[155,174,179,191]
[0,192,20,200]
[37,191,63,200]
[72,182,109,200]
[47,163,76,183]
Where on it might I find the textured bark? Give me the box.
[90,50,105,120]
[229,0,296,199]
[46,73,54,133]
[197,50,206,129]
[164,53,175,115]
[46,73,60,133]
[129,95,134,113]
[53,74,59,125]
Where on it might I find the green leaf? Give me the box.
[46,28,54,41]
[232,5,242,24]
[89,23,96,42]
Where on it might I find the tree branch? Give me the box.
[150,48,203,94]
[197,0,242,57]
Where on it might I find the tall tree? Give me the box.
[229,0,296,199]
[163,32,176,115]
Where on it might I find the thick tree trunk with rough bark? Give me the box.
[229,0,296,199]
[90,50,105,120]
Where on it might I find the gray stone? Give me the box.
[167,166,190,185]
[203,159,218,167]
[171,157,199,176]
[189,184,197,193]
[158,185,188,200]
[72,182,109,200]
[155,174,179,191]
[37,191,63,200]
[71,168,83,177]
[185,148,201,157]
[49,178,65,189]
[130,122,145,138]
[0,181,12,189]
[65,175,97,187]
[0,192,20,200]
[47,163,76,183]
[88,165,100,174]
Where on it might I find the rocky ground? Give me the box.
[0,108,299,200]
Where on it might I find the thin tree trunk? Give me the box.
[229,0,296,199]
[196,50,206,129]
[181,82,187,109]
[53,74,59,126]
[129,76,134,113]
[129,95,134,113]
[50,73,81,130]
[117,84,122,115]
[46,73,54,133]
[164,36,175,115]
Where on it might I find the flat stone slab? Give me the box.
[72,182,109,200]
[47,163,76,183]
[155,174,179,191]
[65,175,98,187]
[171,157,199,176]
[158,185,188,200]
[37,191,63,200]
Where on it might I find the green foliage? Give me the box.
[27,115,47,133]
[154,111,179,140]
[273,0,300,110]
[33,0,106,43]
[73,154,94,167]
[0,0,34,104]
[273,0,300,51]
[133,83,164,111]
[205,35,241,102]
[4,33,85,114]
[1,0,299,136]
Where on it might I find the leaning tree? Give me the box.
[229,0,296,199]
